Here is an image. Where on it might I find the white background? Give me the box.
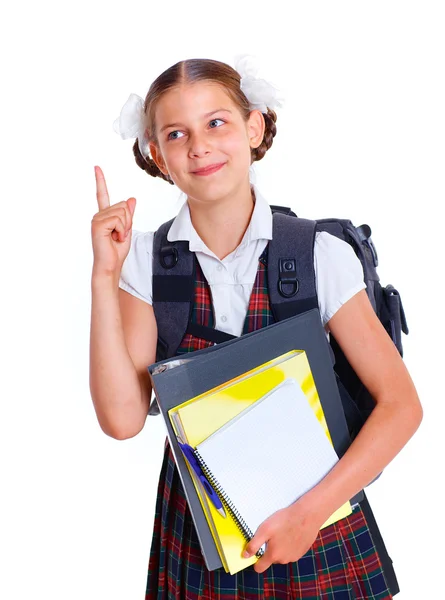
[1,1,444,599]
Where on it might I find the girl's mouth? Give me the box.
[191,162,226,176]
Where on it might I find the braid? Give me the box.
[251,108,277,162]
[132,140,174,185]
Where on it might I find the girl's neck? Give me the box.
[187,183,255,260]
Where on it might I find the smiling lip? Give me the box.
[191,162,226,176]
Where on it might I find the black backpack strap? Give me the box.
[267,213,319,321]
[152,219,195,361]
[360,492,400,596]
[186,323,236,345]
[315,218,380,313]
[269,204,297,217]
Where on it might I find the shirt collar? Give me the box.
[166,185,273,253]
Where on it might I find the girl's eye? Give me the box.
[209,119,225,128]
[167,119,224,140]
[167,130,184,141]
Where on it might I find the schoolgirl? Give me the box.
[90,57,422,599]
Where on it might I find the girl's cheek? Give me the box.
[166,145,184,162]
[224,136,249,155]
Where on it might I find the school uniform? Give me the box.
[119,186,392,600]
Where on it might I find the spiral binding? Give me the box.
[194,447,265,558]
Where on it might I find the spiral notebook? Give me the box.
[188,377,341,555]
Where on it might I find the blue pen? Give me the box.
[177,437,226,518]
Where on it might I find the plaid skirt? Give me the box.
[145,439,392,600]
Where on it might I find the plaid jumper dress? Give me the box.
[146,254,392,600]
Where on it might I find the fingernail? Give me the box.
[243,550,250,558]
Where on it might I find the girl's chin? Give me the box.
[184,178,230,197]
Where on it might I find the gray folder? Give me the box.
[147,308,362,571]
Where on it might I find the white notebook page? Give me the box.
[196,378,339,536]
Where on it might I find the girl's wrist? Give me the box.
[91,268,120,292]
[289,485,332,530]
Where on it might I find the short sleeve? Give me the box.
[118,230,155,305]
[314,231,366,330]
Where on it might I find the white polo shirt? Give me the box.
[119,187,366,337]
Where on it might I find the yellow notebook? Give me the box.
[169,352,303,573]
[169,350,352,575]
[170,403,229,571]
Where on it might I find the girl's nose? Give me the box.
[188,133,211,159]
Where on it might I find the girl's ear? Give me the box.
[247,110,266,149]
[149,142,169,175]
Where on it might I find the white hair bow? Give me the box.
[113,93,150,158]
[235,54,283,113]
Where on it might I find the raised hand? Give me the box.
[91,166,137,279]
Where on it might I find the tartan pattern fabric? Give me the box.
[146,252,392,599]
[176,259,215,354]
[242,254,275,334]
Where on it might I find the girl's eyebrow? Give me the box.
[159,109,232,133]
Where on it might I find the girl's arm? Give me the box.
[244,289,422,571]
[297,288,422,520]
[89,275,157,440]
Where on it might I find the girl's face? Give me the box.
[150,82,264,204]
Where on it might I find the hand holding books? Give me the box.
[242,495,324,574]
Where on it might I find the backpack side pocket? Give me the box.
[381,285,409,357]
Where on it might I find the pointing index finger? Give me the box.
[94,165,110,211]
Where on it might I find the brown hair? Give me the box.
[132,59,277,184]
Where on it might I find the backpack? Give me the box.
[151,205,408,443]
[149,205,406,596]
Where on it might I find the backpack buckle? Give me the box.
[160,246,179,269]
[278,258,299,298]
